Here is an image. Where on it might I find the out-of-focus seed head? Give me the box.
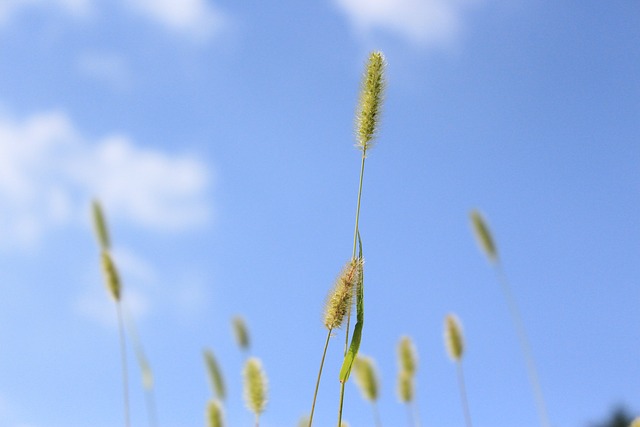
[397,336,418,376]
[470,210,498,263]
[323,259,363,330]
[629,417,640,427]
[356,51,386,155]
[397,370,414,403]
[92,200,110,250]
[101,251,121,301]
[206,398,224,427]
[243,357,268,416]
[353,355,379,402]
[444,313,465,362]
[232,316,250,351]
[204,348,226,400]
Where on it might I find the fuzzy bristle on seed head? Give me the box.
[232,316,250,351]
[204,348,226,400]
[100,251,121,301]
[397,370,414,403]
[630,417,640,427]
[323,259,363,330]
[356,51,386,154]
[398,336,418,376]
[444,314,465,361]
[470,210,498,263]
[353,355,379,402]
[92,200,110,250]
[243,357,268,416]
[206,398,224,427]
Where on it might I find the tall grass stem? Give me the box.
[116,303,131,427]
[308,329,332,427]
[456,362,473,427]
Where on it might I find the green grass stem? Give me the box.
[456,362,472,427]
[308,329,332,427]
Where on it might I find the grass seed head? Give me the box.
[232,316,250,351]
[243,357,268,416]
[444,313,465,361]
[204,348,226,400]
[397,370,414,403]
[353,355,379,402]
[100,251,121,301]
[206,398,224,427]
[470,209,498,263]
[398,336,418,376]
[356,51,386,154]
[92,200,110,250]
[323,259,363,330]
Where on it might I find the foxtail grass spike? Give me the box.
[353,356,379,402]
[398,336,418,376]
[470,210,498,263]
[243,357,268,417]
[232,316,250,352]
[204,348,226,400]
[323,260,361,330]
[101,251,121,301]
[356,51,386,155]
[92,199,110,250]
[298,415,310,427]
[444,314,464,362]
[206,398,224,427]
[397,371,414,403]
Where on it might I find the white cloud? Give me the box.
[77,52,132,90]
[128,0,228,42]
[0,110,211,248]
[0,0,91,25]
[333,0,478,47]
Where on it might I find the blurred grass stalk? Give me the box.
[470,210,550,427]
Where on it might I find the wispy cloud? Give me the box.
[0,0,229,42]
[0,0,91,25]
[0,110,211,249]
[128,0,228,42]
[332,0,478,47]
[76,52,132,90]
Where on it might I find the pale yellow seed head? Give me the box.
[204,348,226,400]
[323,259,362,330]
[243,357,268,416]
[232,316,250,351]
[92,200,110,250]
[206,398,224,427]
[398,336,418,376]
[356,51,386,154]
[397,370,414,403]
[139,354,154,390]
[444,313,464,361]
[353,355,379,402]
[297,415,310,427]
[470,209,498,263]
[100,251,121,301]
[629,417,640,427]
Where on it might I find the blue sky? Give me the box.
[0,1,638,427]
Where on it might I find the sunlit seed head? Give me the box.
[323,259,363,330]
[92,200,110,250]
[470,209,498,263]
[232,316,250,351]
[356,51,386,154]
[100,251,121,301]
[398,336,418,376]
[444,313,465,362]
[243,357,268,416]
[206,398,224,427]
[397,370,414,403]
[353,355,379,402]
[204,348,226,400]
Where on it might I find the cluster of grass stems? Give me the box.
[90,51,632,427]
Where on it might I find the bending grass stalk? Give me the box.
[456,362,472,427]
[496,265,550,427]
[116,302,131,427]
[307,329,332,427]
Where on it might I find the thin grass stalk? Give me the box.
[495,265,550,427]
[456,362,472,427]
[116,302,131,427]
[372,402,382,427]
[308,329,332,427]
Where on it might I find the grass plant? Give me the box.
[353,355,382,427]
[232,316,251,354]
[444,314,472,427]
[470,209,550,427]
[206,398,225,427]
[243,357,268,427]
[397,336,420,427]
